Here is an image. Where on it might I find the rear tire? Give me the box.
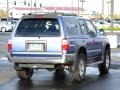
[98,49,111,74]
[70,53,86,82]
[16,68,33,80]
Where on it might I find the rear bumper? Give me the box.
[7,53,75,64]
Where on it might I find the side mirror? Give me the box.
[98,29,106,35]
[88,31,96,37]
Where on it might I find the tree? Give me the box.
[0,9,7,18]
[94,12,102,19]
[114,14,120,19]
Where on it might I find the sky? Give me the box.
[37,0,120,14]
[0,0,120,14]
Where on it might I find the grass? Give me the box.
[101,26,120,31]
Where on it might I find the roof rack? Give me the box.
[28,12,77,16]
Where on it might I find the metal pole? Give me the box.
[7,0,9,23]
[108,2,110,17]
[80,0,85,16]
[110,0,114,32]
[71,0,73,13]
[82,1,83,14]
[78,0,79,16]
[106,1,111,18]
[35,0,36,13]
[31,0,32,13]
[102,0,104,18]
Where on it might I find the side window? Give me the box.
[78,19,87,35]
[64,17,79,35]
[86,20,96,35]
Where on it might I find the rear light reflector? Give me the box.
[62,40,70,53]
[8,40,12,53]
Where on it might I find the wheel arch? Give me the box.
[105,43,110,50]
[98,43,111,74]
[102,43,111,62]
[104,43,111,54]
[72,46,87,72]
[77,46,87,63]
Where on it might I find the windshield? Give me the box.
[15,18,60,37]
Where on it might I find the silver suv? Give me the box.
[7,12,111,82]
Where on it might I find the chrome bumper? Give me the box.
[7,53,74,64]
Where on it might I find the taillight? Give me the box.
[62,40,70,53]
[8,40,12,53]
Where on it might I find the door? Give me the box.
[78,19,94,60]
[85,20,102,61]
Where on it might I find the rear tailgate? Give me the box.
[12,37,62,53]
[11,16,63,57]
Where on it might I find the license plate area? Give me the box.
[26,41,46,52]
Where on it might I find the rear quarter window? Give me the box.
[14,18,60,37]
[64,17,79,36]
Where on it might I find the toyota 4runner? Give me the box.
[7,12,111,82]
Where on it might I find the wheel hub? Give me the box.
[106,54,110,68]
[79,59,85,76]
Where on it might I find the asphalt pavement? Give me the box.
[0,67,120,90]
[0,48,120,90]
[1,32,120,90]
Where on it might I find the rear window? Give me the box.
[15,18,60,37]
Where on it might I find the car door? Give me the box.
[85,20,102,62]
[78,19,94,61]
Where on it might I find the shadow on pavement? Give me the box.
[0,69,119,90]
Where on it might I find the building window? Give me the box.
[28,2,30,7]
[14,1,16,5]
[40,3,42,8]
[34,3,36,7]
[24,1,26,5]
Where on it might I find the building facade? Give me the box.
[0,0,87,18]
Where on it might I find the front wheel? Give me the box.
[16,68,33,80]
[98,49,111,74]
[70,53,86,82]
